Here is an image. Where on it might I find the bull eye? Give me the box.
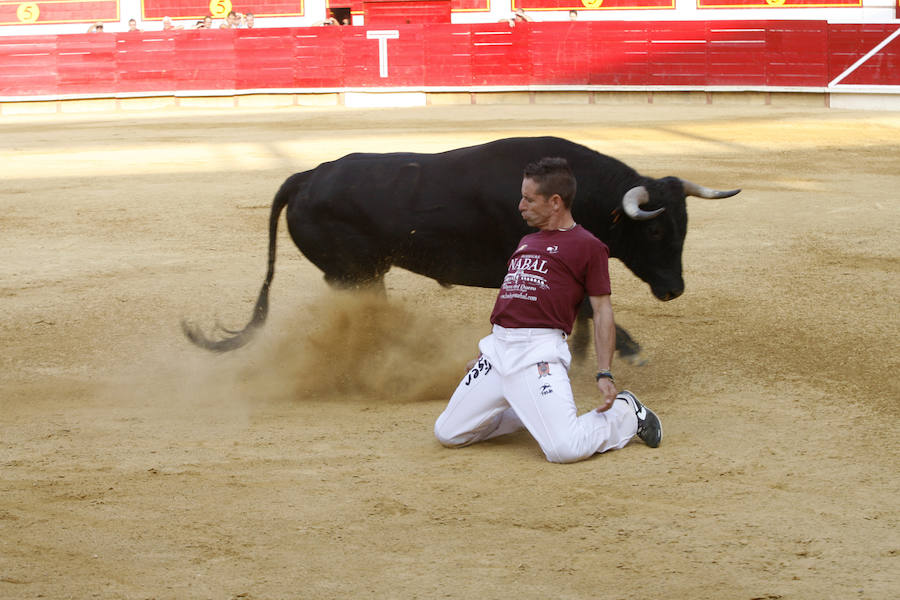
[645,221,664,241]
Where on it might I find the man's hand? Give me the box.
[595,378,617,412]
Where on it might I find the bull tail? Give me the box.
[181,173,304,352]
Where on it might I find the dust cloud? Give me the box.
[236,291,478,405]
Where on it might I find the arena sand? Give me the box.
[1,103,898,599]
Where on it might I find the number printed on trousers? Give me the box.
[464,357,492,386]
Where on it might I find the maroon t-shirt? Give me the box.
[490,226,611,335]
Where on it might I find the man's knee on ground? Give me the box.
[434,423,477,448]
[434,410,505,448]
[542,440,594,464]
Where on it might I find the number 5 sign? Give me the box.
[17,2,40,23]
[209,0,232,17]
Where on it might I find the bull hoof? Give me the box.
[617,351,649,367]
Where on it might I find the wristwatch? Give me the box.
[595,370,615,383]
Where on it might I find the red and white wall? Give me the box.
[0,0,897,109]
[1,21,897,101]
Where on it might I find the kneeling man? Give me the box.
[434,157,662,463]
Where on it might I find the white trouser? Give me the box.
[434,325,638,464]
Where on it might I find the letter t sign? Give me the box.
[366,30,400,78]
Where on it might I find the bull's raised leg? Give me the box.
[570,300,648,366]
[614,325,647,366]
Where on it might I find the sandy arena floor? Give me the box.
[1,101,898,599]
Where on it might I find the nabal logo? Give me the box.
[540,384,553,396]
[546,245,558,253]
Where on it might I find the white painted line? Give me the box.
[5,84,900,105]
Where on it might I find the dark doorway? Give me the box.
[330,7,351,25]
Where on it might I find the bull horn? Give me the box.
[622,186,665,220]
[681,179,741,199]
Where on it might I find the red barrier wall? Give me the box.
[0,21,897,98]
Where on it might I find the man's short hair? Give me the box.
[523,157,577,208]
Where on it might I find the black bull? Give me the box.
[182,136,739,358]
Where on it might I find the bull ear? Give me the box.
[680,179,741,199]
[622,186,665,220]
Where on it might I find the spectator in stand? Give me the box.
[203,15,213,28]
[194,19,206,28]
[568,9,578,20]
[87,22,104,32]
[315,14,340,26]
[162,16,183,30]
[502,7,533,27]
[243,12,255,28]
[220,10,241,28]
[127,18,142,31]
